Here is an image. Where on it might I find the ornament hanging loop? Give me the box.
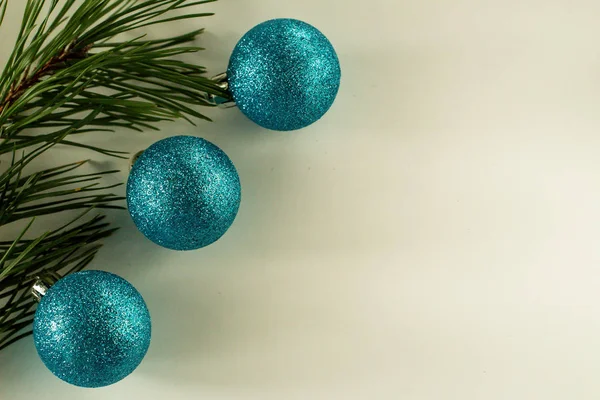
[31,278,49,302]
[212,72,228,89]
[208,72,236,109]
[130,150,144,170]
[31,274,59,301]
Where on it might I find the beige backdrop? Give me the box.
[1,0,600,399]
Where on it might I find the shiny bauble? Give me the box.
[33,271,151,388]
[127,135,241,250]
[228,19,341,131]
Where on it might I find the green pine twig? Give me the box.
[0,0,230,350]
[0,0,230,154]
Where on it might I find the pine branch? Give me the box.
[0,0,230,154]
[0,0,230,350]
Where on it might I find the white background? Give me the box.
[2,0,600,399]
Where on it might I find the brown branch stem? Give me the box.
[0,42,92,114]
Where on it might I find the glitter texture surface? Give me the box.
[33,271,151,388]
[127,135,241,251]
[228,19,341,131]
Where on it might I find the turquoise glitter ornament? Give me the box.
[127,135,241,251]
[33,271,151,388]
[228,19,341,131]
